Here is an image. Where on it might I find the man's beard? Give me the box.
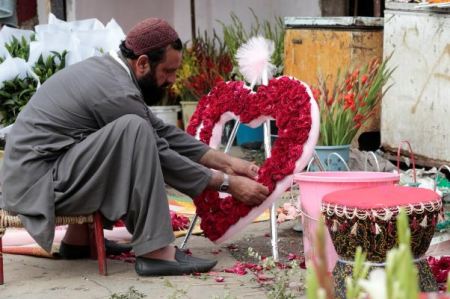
[137,71,169,106]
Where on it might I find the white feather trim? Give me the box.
[235,36,276,87]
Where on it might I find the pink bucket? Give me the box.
[293,171,400,271]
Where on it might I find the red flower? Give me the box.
[219,196,235,214]
[169,210,190,231]
[428,256,450,285]
[311,87,321,100]
[215,276,225,282]
[361,74,368,84]
[353,114,364,129]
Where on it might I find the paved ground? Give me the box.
[1,219,307,299]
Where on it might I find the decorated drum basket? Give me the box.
[321,185,442,298]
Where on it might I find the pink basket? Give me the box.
[293,171,400,271]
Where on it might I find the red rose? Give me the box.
[219,196,235,214]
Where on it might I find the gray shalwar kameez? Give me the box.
[0,53,212,255]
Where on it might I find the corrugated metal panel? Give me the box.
[285,16,384,29]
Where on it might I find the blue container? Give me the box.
[236,124,264,146]
[310,145,351,171]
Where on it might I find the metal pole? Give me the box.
[180,120,240,248]
[180,214,199,249]
[374,0,382,17]
[224,120,240,154]
[190,0,196,40]
[263,120,279,261]
[313,151,326,171]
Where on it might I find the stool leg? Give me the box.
[0,228,5,285]
[93,212,107,275]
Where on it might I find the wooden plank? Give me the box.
[284,26,383,135]
[382,145,450,169]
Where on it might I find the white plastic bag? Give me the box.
[105,19,126,51]
[73,18,125,55]
[29,31,81,66]
[0,26,34,44]
[0,57,40,88]
[48,13,104,31]
[34,14,125,63]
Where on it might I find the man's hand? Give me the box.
[228,175,269,206]
[199,149,259,179]
[224,157,259,180]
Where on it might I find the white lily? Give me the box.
[358,269,388,299]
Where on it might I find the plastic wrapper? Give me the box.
[29,31,81,66]
[0,57,40,88]
[0,26,34,44]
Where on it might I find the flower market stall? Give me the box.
[0,4,449,299]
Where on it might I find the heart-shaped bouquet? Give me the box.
[186,37,320,243]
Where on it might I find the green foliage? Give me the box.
[305,217,334,299]
[33,50,68,84]
[247,247,305,299]
[345,247,369,299]
[0,50,67,125]
[0,56,4,64]
[219,9,285,76]
[109,286,146,299]
[385,209,419,299]
[447,272,450,294]
[0,76,38,125]
[164,279,189,299]
[305,266,324,299]
[212,292,237,299]
[4,35,36,60]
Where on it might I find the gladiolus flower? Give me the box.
[313,56,392,147]
[361,74,368,84]
[312,88,321,100]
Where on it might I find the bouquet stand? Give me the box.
[180,37,321,261]
[181,119,282,258]
[181,119,326,261]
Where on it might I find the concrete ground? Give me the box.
[0,219,307,299]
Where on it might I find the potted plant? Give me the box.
[311,56,394,170]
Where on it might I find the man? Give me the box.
[0,18,269,276]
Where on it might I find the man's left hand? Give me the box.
[225,158,259,180]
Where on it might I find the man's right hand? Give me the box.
[228,175,269,206]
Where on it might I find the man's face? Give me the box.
[137,47,182,106]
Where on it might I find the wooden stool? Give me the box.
[322,185,442,299]
[0,210,107,284]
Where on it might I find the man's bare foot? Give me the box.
[140,245,176,261]
[61,224,90,246]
